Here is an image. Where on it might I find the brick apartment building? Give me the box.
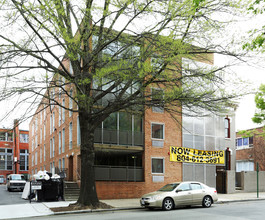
[29,73,236,199]
[236,126,265,172]
[0,121,29,183]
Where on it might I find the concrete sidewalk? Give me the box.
[1,192,265,219]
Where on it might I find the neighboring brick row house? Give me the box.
[0,121,29,183]
[236,126,265,172]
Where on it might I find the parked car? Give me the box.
[140,181,218,211]
[6,174,26,192]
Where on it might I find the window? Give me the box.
[0,132,13,142]
[151,158,164,174]
[236,161,254,172]
[53,137,55,157]
[43,144,46,161]
[69,122,73,149]
[53,112,55,131]
[62,128,65,153]
[44,124,46,139]
[69,89,73,117]
[59,159,61,170]
[50,115,52,134]
[35,135,37,149]
[20,134,29,143]
[20,149,29,171]
[62,158,65,169]
[152,88,164,113]
[50,139,52,158]
[151,123,164,140]
[59,131,61,154]
[225,117,230,138]
[236,136,253,149]
[178,183,191,191]
[190,183,202,190]
[0,149,13,170]
[59,107,62,126]
[77,117,81,146]
[62,99,65,123]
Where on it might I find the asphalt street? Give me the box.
[0,185,28,205]
[11,200,265,220]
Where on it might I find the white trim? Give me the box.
[151,122,165,140]
[151,157,165,174]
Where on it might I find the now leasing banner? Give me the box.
[170,146,225,164]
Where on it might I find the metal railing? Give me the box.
[94,128,144,147]
[94,165,144,182]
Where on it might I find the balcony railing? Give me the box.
[95,165,144,182]
[94,128,144,147]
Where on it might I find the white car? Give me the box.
[6,174,26,192]
[140,181,218,211]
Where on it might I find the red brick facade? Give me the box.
[0,123,29,183]
[236,127,265,171]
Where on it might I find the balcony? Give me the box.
[94,128,144,147]
[95,165,144,182]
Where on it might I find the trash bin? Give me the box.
[36,178,64,202]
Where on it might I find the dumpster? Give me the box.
[36,178,64,202]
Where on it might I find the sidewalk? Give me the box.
[1,192,265,219]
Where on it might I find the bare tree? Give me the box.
[0,0,246,207]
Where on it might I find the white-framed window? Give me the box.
[50,115,52,134]
[32,154,34,167]
[52,136,55,157]
[50,139,52,158]
[236,136,253,150]
[59,159,61,170]
[62,99,65,123]
[151,157,165,174]
[59,131,61,154]
[69,89,73,117]
[59,106,62,126]
[151,123,164,140]
[225,117,231,138]
[43,144,46,161]
[20,133,29,143]
[77,116,81,146]
[52,112,55,131]
[236,160,254,172]
[44,124,46,140]
[62,128,65,153]
[69,122,73,150]
[32,123,34,136]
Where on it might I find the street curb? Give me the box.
[53,207,144,216]
[216,198,265,204]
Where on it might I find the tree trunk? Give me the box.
[76,111,99,207]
